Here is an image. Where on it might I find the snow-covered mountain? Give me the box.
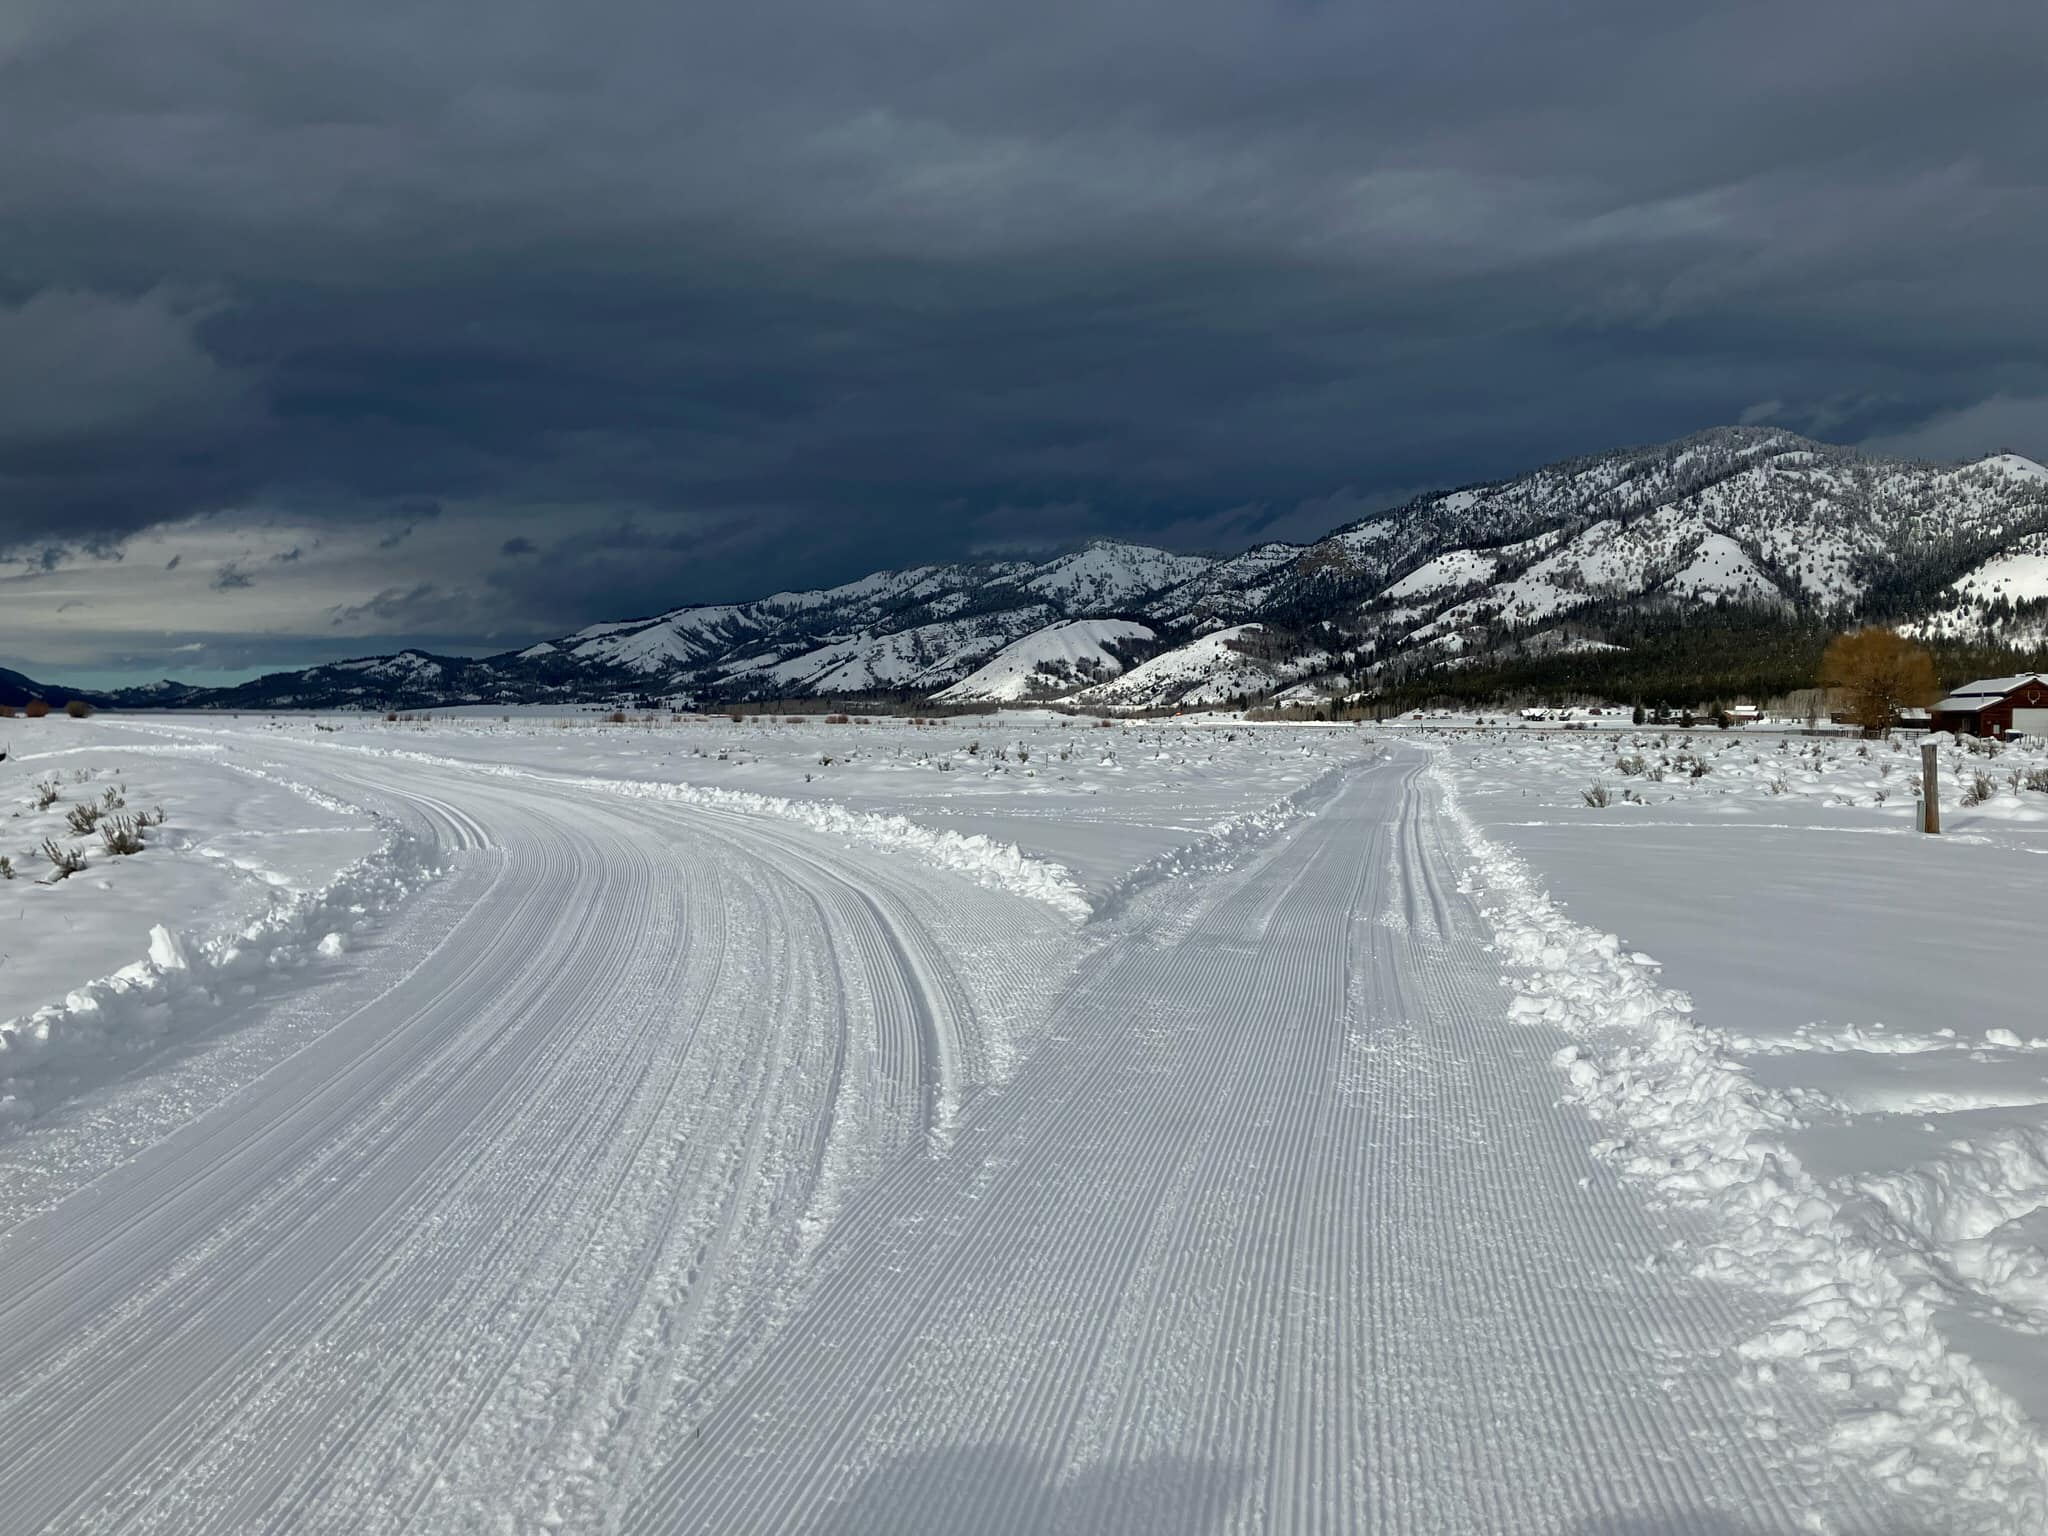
[85,427,2048,713]
[932,619,1158,703]
[1065,625,1331,711]
[1905,528,2048,649]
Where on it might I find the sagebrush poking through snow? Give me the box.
[99,815,146,856]
[41,839,86,879]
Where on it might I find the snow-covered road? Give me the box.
[0,732,1925,1530]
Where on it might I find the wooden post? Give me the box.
[1921,741,1940,834]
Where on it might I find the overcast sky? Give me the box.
[5,0,2046,685]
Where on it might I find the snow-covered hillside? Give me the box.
[1067,623,1330,711]
[1908,530,2048,647]
[932,618,1156,702]
[1347,439,2048,665]
[1007,544,1211,612]
[77,429,2048,715]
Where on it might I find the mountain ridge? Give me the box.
[18,426,2048,714]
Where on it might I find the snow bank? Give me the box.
[633,776,1094,922]
[1429,757,2048,1531]
[0,829,432,1129]
[344,747,1093,921]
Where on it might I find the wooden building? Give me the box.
[1929,673,2048,738]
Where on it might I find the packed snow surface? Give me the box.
[0,709,2041,1532]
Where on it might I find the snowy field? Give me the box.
[0,710,2044,1531]
[1436,724,2048,1527]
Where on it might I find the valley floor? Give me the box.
[0,714,2040,1531]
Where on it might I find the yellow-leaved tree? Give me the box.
[1818,628,1938,733]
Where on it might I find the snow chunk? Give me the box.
[148,925,189,972]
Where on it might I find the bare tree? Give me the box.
[1818,628,1938,734]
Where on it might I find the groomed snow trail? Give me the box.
[0,741,1903,1531]
[0,743,1068,1534]
[626,753,1893,1534]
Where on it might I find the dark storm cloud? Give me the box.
[4,0,2048,672]
[327,584,452,628]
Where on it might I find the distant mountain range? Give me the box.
[16,427,2048,714]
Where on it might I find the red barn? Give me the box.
[1930,673,2048,738]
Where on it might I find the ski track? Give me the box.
[0,737,1913,1532]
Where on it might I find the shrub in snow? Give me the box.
[64,801,103,835]
[23,699,50,718]
[41,839,86,879]
[1615,753,1648,776]
[100,785,124,810]
[1961,772,1995,807]
[99,815,146,856]
[64,699,92,718]
[31,777,61,810]
[1581,783,1611,808]
[2025,765,2048,794]
[0,854,12,879]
